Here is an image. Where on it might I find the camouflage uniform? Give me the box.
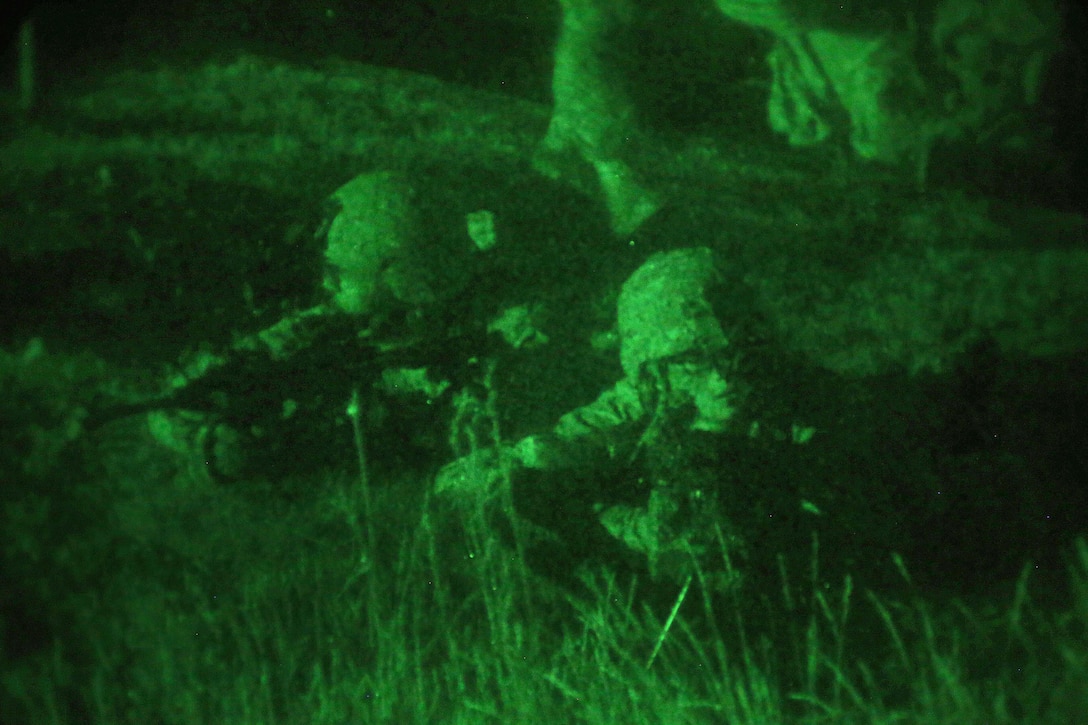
[438,248,744,584]
[539,0,1060,200]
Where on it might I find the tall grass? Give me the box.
[4,469,1088,723]
[4,381,1087,723]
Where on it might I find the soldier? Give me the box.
[437,247,749,586]
[537,0,1062,230]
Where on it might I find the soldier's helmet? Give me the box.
[617,247,729,380]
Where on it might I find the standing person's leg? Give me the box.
[535,0,660,236]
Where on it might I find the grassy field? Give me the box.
[3,448,1087,725]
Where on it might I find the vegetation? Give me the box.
[3,396,1086,725]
